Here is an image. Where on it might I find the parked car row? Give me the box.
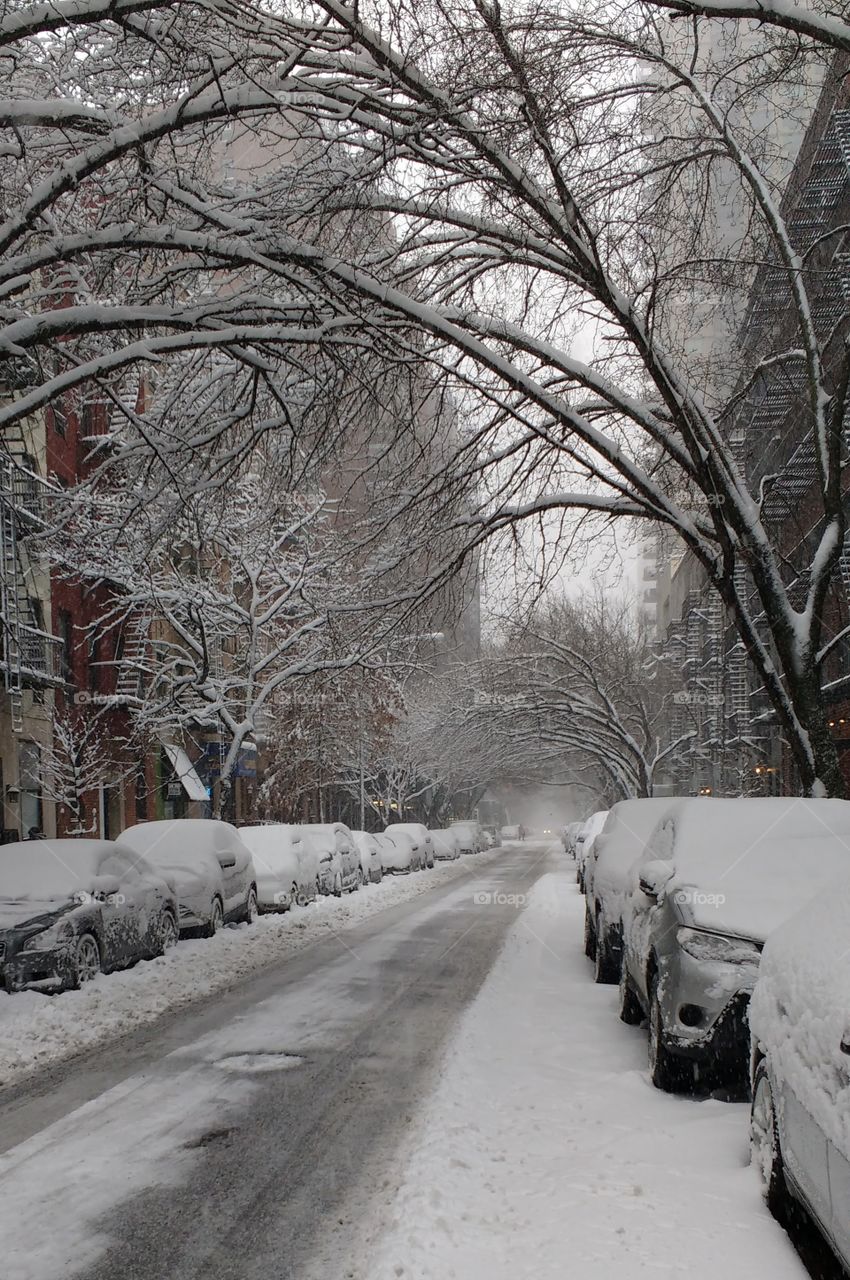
[0,816,494,995]
[572,795,850,1274]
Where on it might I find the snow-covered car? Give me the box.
[385,822,434,868]
[620,797,850,1093]
[583,798,674,984]
[352,830,383,884]
[237,825,320,911]
[561,821,583,857]
[749,871,850,1273]
[300,823,361,895]
[117,819,257,936]
[451,821,484,854]
[376,831,415,874]
[500,825,520,840]
[482,825,502,847]
[0,839,179,993]
[575,809,608,892]
[432,828,461,860]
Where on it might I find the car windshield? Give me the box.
[119,825,218,868]
[0,842,104,900]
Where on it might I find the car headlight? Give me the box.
[22,921,75,952]
[676,928,761,965]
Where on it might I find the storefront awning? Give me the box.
[161,743,209,802]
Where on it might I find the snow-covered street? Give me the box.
[0,845,826,1280]
[352,865,809,1280]
[0,848,501,1096]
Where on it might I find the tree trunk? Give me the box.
[786,669,846,798]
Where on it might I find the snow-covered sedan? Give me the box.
[575,809,607,893]
[583,798,674,984]
[376,831,415,874]
[386,822,433,868]
[432,828,461,861]
[749,870,850,1273]
[620,797,850,1093]
[561,821,582,857]
[237,825,320,911]
[300,823,361,895]
[352,830,383,884]
[118,819,258,936]
[0,839,178,993]
[451,821,484,854]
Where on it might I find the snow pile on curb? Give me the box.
[0,850,499,1091]
[355,869,804,1280]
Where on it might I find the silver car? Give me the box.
[352,830,383,884]
[575,809,607,893]
[301,823,361,895]
[118,819,258,935]
[620,796,850,1093]
[386,822,433,868]
[583,798,673,985]
[237,825,320,910]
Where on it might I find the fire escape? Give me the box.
[0,433,64,730]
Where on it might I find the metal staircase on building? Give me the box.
[114,612,151,701]
[0,450,24,731]
[838,534,850,603]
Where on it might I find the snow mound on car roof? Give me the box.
[0,840,114,899]
[592,798,676,907]
[643,796,850,940]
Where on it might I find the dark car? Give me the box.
[0,839,179,993]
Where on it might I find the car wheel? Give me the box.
[242,887,259,925]
[751,1061,787,1217]
[583,905,596,960]
[594,924,619,984]
[648,977,684,1092]
[202,898,224,938]
[73,933,102,986]
[618,966,643,1025]
[153,910,179,957]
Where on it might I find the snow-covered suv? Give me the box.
[620,796,850,1093]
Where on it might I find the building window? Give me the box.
[18,741,42,837]
[51,405,67,437]
[88,632,100,691]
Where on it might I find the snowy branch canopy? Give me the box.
[3,0,850,791]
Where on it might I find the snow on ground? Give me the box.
[0,850,499,1092]
[355,867,806,1280]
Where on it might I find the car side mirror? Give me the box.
[90,874,122,899]
[217,854,236,870]
[841,1033,850,1056]
[638,860,673,901]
